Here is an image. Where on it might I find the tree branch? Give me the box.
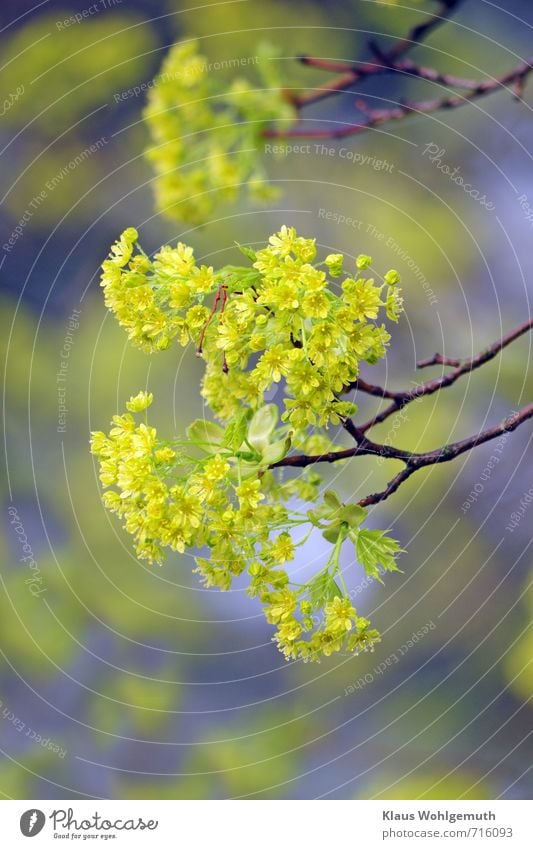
[416,352,462,368]
[270,319,533,508]
[354,317,533,433]
[358,404,533,506]
[272,404,533,506]
[265,1,533,141]
[384,0,462,61]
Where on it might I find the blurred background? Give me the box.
[0,0,532,800]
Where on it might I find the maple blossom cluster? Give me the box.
[92,225,403,660]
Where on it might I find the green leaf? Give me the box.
[260,436,291,466]
[307,508,329,526]
[322,524,348,544]
[227,461,263,482]
[235,242,257,262]
[308,569,342,610]
[223,409,251,452]
[339,504,367,528]
[323,490,342,513]
[216,265,261,291]
[186,419,225,451]
[247,404,278,452]
[354,528,403,581]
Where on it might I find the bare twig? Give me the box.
[354,317,533,433]
[272,404,533,506]
[265,1,533,141]
[382,0,462,61]
[358,404,533,506]
[294,0,464,108]
[263,6,533,508]
[416,352,462,369]
[298,54,483,92]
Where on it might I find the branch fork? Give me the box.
[264,1,533,141]
[271,319,533,508]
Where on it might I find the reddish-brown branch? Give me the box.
[197,283,230,372]
[350,377,404,401]
[384,0,462,61]
[358,404,533,506]
[292,68,366,108]
[297,55,483,96]
[220,285,229,373]
[267,57,533,140]
[265,0,533,141]
[272,405,533,507]
[353,317,533,433]
[263,6,533,508]
[196,286,222,356]
[294,0,463,106]
[416,352,462,369]
[271,319,533,507]
[270,433,414,470]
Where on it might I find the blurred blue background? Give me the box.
[0,0,532,799]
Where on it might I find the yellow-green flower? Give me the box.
[126,391,154,412]
[356,254,372,270]
[269,532,295,564]
[236,478,264,509]
[325,253,344,276]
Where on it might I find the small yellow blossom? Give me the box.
[126,391,154,412]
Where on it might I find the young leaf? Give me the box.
[260,435,291,466]
[186,419,225,451]
[323,489,342,513]
[236,242,257,262]
[227,461,263,482]
[354,528,403,581]
[307,507,331,526]
[223,408,251,451]
[308,569,342,610]
[322,524,349,544]
[339,503,367,528]
[247,404,278,452]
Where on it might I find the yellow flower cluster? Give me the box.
[94,225,404,660]
[272,595,379,662]
[91,403,231,563]
[91,397,381,660]
[99,227,215,352]
[100,225,402,427]
[144,40,295,224]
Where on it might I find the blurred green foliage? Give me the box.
[369,771,490,800]
[1,12,156,220]
[1,13,155,133]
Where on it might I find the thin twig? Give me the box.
[350,377,403,400]
[196,286,222,356]
[296,55,482,100]
[294,0,463,108]
[416,352,462,369]
[272,404,533,507]
[270,433,415,469]
[267,57,533,140]
[265,0,533,141]
[383,0,462,61]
